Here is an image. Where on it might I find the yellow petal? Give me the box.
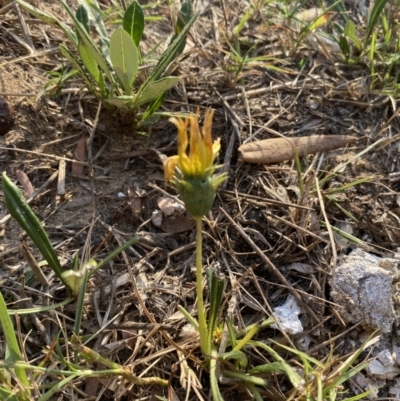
[202,109,214,165]
[169,117,188,159]
[163,155,179,182]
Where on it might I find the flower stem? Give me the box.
[195,216,209,356]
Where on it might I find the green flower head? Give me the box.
[163,109,227,217]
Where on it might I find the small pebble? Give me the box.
[0,97,14,135]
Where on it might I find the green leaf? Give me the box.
[76,4,90,34]
[339,35,351,58]
[175,0,192,34]
[0,292,30,396]
[60,0,119,92]
[219,350,248,369]
[77,0,110,62]
[78,40,100,83]
[344,20,362,51]
[365,0,390,42]
[15,0,58,24]
[110,28,139,95]
[139,10,199,93]
[134,76,180,106]
[206,269,225,349]
[105,95,135,108]
[91,236,139,275]
[249,361,291,374]
[123,0,145,47]
[60,44,101,97]
[2,173,67,289]
[137,92,166,126]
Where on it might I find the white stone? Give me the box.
[151,209,163,227]
[377,349,394,367]
[272,295,303,335]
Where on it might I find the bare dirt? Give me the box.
[1,1,400,400]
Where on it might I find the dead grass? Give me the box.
[0,0,400,400]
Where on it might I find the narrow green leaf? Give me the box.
[249,340,304,389]
[223,370,268,386]
[210,348,224,401]
[365,0,390,42]
[139,10,199,93]
[15,0,58,24]
[0,387,18,401]
[78,40,100,83]
[77,0,108,39]
[134,76,180,106]
[60,44,101,97]
[5,298,73,315]
[175,0,192,34]
[219,350,248,368]
[136,92,166,126]
[0,292,30,394]
[344,20,362,51]
[110,28,139,95]
[93,237,139,277]
[339,35,351,58]
[60,0,119,92]
[2,173,67,289]
[76,5,90,34]
[123,0,145,47]
[248,361,290,374]
[77,0,110,62]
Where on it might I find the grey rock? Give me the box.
[331,249,395,333]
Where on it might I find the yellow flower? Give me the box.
[163,110,227,217]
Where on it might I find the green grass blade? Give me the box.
[0,387,19,401]
[365,0,390,42]
[5,298,73,315]
[2,173,66,289]
[37,373,80,401]
[91,236,139,275]
[123,0,145,48]
[341,389,375,401]
[138,10,199,94]
[177,305,199,329]
[250,340,305,389]
[249,361,294,375]
[110,27,139,95]
[0,292,30,396]
[223,370,268,386]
